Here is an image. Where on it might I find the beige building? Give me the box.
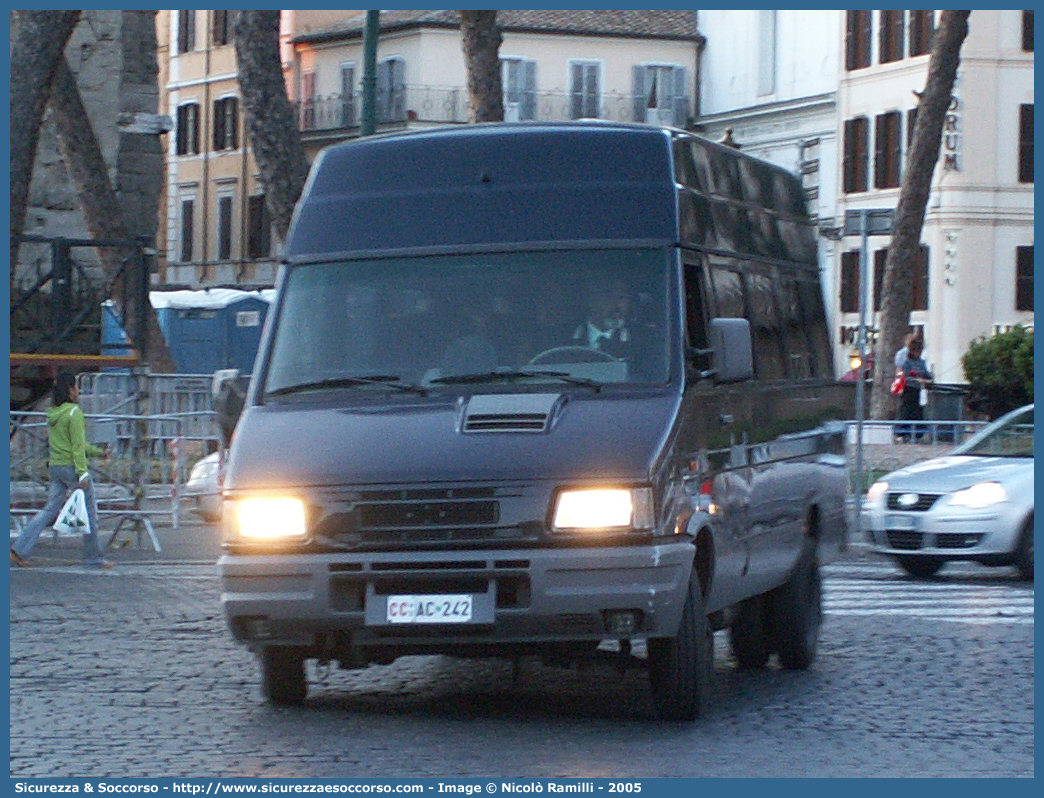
[289,10,702,160]
[835,10,1034,384]
[157,9,278,288]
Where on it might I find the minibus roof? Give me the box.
[284,122,679,260]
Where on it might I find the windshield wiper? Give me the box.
[426,369,602,392]
[266,375,428,397]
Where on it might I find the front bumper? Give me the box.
[219,540,695,654]
[866,501,1024,559]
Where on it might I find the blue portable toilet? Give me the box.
[146,289,274,374]
[101,301,133,358]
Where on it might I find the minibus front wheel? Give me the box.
[647,567,712,721]
[260,645,308,705]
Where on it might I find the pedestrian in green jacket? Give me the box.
[11,371,113,568]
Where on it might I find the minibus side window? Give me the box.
[796,276,834,378]
[707,261,745,318]
[683,262,709,352]
[778,274,812,379]
[743,267,787,381]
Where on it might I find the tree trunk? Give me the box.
[49,58,176,372]
[869,10,970,420]
[232,10,310,245]
[9,10,81,265]
[460,11,504,123]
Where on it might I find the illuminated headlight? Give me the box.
[950,482,1007,509]
[866,481,888,505]
[552,488,655,532]
[234,497,307,539]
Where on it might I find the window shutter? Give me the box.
[632,65,645,122]
[213,100,224,151]
[874,114,886,187]
[192,105,200,154]
[230,98,238,149]
[392,58,406,121]
[570,63,584,119]
[672,66,687,128]
[176,105,186,155]
[521,60,537,121]
[341,66,355,126]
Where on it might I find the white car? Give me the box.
[866,404,1033,580]
[184,451,223,522]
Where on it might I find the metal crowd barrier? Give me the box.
[9,408,223,551]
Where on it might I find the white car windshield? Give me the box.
[956,406,1034,458]
[263,248,673,397]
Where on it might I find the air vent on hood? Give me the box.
[462,393,563,434]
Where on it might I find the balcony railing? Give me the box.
[293,86,690,133]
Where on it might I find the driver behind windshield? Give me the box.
[573,278,636,360]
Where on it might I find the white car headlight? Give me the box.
[866,481,889,505]
[950,482,1007,509]
[234,497,307,539]
[552,487,654,531]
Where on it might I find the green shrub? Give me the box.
[961,326,1034,419]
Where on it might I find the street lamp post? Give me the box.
[843,208,895,543]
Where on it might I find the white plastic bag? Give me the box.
[53,488,90,536]
[919,387,929,406]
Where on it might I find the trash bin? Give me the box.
[926,384,966,441]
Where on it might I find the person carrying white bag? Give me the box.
[11,371,113,568]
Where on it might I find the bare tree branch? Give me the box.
[49,57,175,372]
[10,10,81,263]
[460,11,504,123]
[232,10,310,244]
[869,11,971,419]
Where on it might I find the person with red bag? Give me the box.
[10,371,113,568]
[894,335,933,442]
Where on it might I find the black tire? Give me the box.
[260,646,307,705]
[1013,515,1033,581]
[768,539,822,670]
[648,569,713,721]
[729,594,771,668]
[895,555,944,578]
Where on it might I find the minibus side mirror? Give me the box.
[705,317,753,383]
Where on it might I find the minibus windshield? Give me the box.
[264,248,673,397]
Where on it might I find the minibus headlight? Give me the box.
[234,497,307,539]
[552,487,655,532]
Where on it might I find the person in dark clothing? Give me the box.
[895,336,934,441]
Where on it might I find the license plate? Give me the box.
[887,514,918,531]
[386,594,473,624]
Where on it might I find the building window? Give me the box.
[177,10,196,54]
[570,61,601,119]
[912,245,930,311]
[846,11,871,70]
[840,251,860,313]
[212,11,231,46]
[179,199,194,263]
[502,58,537,122]
[376,57,406,123]
[632,64,686,127]
[1023,11,1034,52]
[212,97,239,151]
[873,249,886,312]
[757,10,777,96]
[340,64,356,127]
[175,103,200,156]
[247,195,272,260]
[1016,246,1034,311]
[843,116,869,193]
[875,111,902,188]
[879,10,905,63]
[1019,104,1033,183]
[217,195,233,261]
[300,71,316,129]
[909,11,933,56]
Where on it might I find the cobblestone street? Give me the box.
[9,527,1034,778]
